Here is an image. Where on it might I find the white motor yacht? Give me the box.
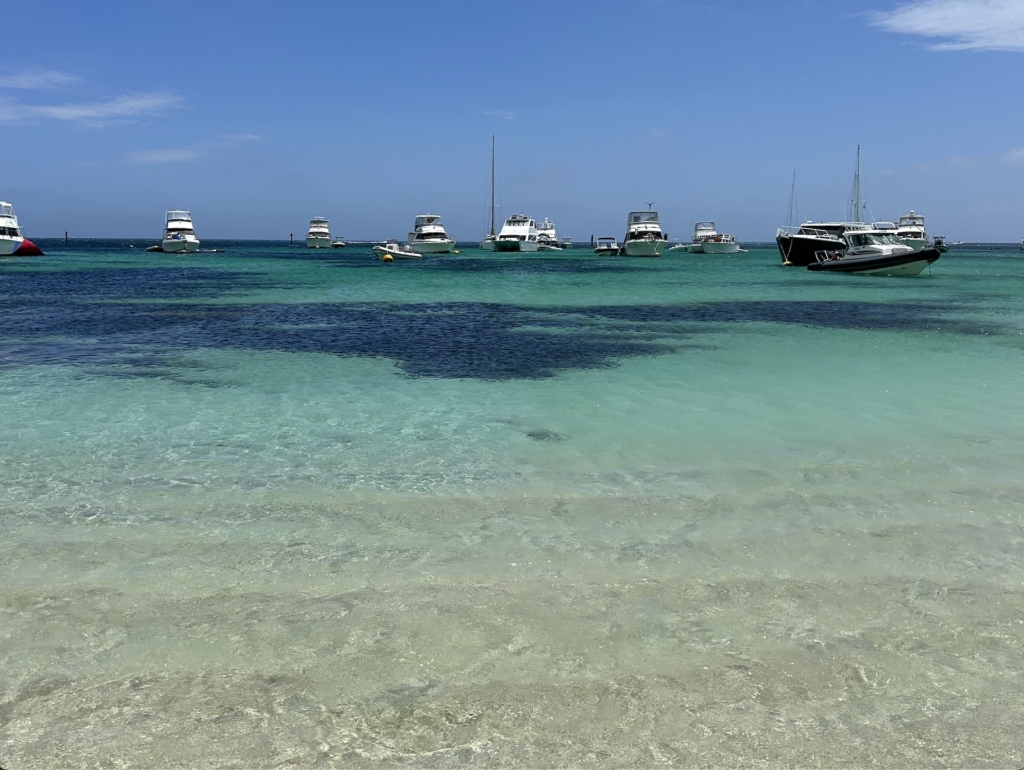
[536,217,562,251]
[161,210,199,253]
[896,211,928,250]
[306,217,332,248]
[623,209,667,257]
[407,214,455,254]
[594,237,619,256]
[668,221,745,254]
[0,201,42,256]
[493,214,539,252]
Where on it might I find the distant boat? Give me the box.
[494,214,539,252]
[536,217,562,251]
[373,239,422,260]
[0,200,43,256]
[669,221,745,254]
[161,210,199,253]
[480,135,497,250]
[331,239,346,249]
[561,235,573,250]
[932,235,949,253]
[896,211,928,250]
[407,214,455,253]
[594,237,619,256]
[306,217,332,249]
[622,207,667,257]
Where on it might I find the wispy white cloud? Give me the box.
[868,0,1024,52]
[484,109,516,120]
[0,68,80,89]
[1003,147,1024,165]
[125,133,262,164]
[0,91,184,126]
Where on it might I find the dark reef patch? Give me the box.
[0,264,1000,382]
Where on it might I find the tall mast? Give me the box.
[854,145,861,223]
[490,136,495,237]
[786,170,796,228]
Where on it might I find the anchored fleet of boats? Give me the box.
[0,145,1011,277]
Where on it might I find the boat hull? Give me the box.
[898,238,928,250]
[702,241,742,254]
[807,247,940,276]
[594,248,618,256]
[493,239,539,252]
[306,236,332,248]
[479,238,495,251]
[162,237,199,253]
[408,239,455,254]
[372,245,422,260]
[0,235,23,256]
[776,232,846,266]
[623,239,666,257]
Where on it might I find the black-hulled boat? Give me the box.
[776,222,861,266]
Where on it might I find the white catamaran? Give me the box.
[493,214,539,252]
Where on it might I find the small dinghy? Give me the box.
[372,240,422,260]
[808,246,941,276]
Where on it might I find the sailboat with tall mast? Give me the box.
[775,147,868,266]
[479,136,497,250]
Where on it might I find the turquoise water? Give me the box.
[2,240,1023,766]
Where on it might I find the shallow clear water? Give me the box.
[2,240,1023,766]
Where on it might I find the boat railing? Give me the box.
[778,225,827,238]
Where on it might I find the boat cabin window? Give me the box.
[0,226,19,236]
[415,217,440,227]
[167,212,192,222]
[629,212,659,224]
[848,233,899,247]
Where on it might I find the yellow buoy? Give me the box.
[382,254,393,262]
[453,250,460,254]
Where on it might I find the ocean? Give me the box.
[2,239,1022,766]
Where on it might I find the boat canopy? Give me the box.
[415,215,441,227]
[694,221,716,232]
[629,211,659,224]
[167,210,192,222]
[0,202,14,218]
[310,217,329,224]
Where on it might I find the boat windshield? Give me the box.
[629,212,659,224]
[167,211,192,222]
[415,216,440,227]
[899,217,925,227]
[849,233,901,247]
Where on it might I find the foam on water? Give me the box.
[2,241,1023,766]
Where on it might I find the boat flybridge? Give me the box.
[0,201,42,256]
[623,209,668,257]
[494,214,539,252]
[407,214,455,254]
[536,217,562,251]
[162,210,199,253]
[896,211,928,250]
[306,217,332,248]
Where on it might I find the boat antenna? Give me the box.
[786,170,797,228]
[646,201,655,211]
[490,135,496,237]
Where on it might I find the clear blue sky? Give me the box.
[3,0,1022,241]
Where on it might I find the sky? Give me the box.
[2,0,1023,242]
